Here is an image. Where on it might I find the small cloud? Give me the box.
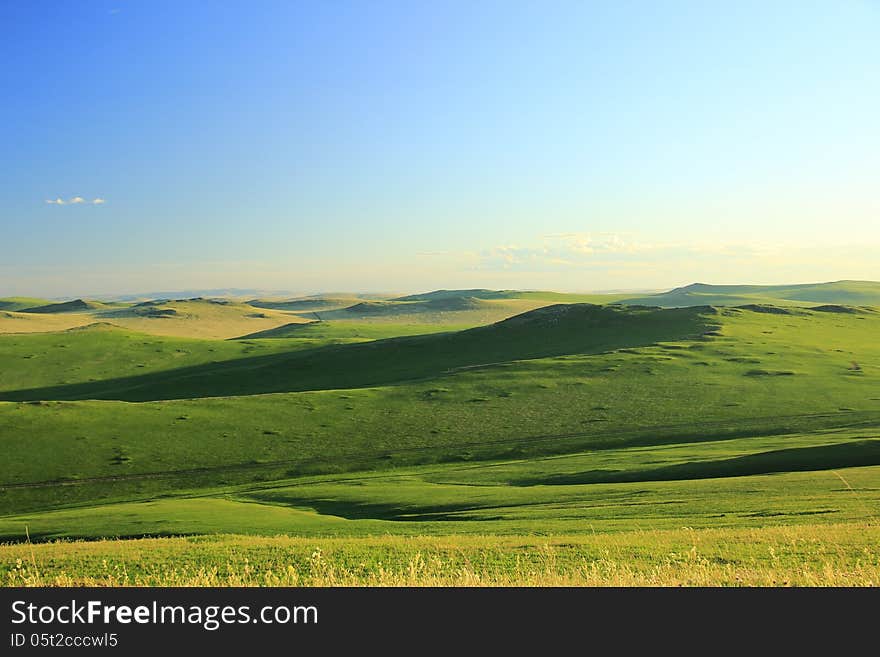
[45,197,66,205]
[92,198,106,205]
[540,232,580,239]
[70,196,86,204]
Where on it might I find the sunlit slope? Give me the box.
[621,280,880,308]
[0,311,97,334]
[0,304,712,401]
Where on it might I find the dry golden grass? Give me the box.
[0,311,94,334]
[0,303,310,339]
[107,303,308,340]
[4,522,878,587]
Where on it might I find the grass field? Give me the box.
[4,523,878,586]
[1,282,879,586]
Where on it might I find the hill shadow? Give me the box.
[513,440,880,486]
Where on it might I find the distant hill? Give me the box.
[248,296,367,313]
[92,298,309,339]
[349,298,485,314]
[393,289,519,301]
[311,290,635,325]
[393,289,633,303]
[0,297,54,312]
[309,296,542,325]
[106,289,301,302]
[18,299,111,314]
[618,281,880,308]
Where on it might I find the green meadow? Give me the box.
[1,281,879,586]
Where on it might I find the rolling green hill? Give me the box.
[0,304,712,402]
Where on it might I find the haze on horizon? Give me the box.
[2,1,878,298]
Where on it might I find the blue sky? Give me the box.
[2,1,878,297]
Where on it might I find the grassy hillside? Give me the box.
[621,280,880,308]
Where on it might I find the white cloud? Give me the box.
[44,196,106,205]
[478,233,653,271]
